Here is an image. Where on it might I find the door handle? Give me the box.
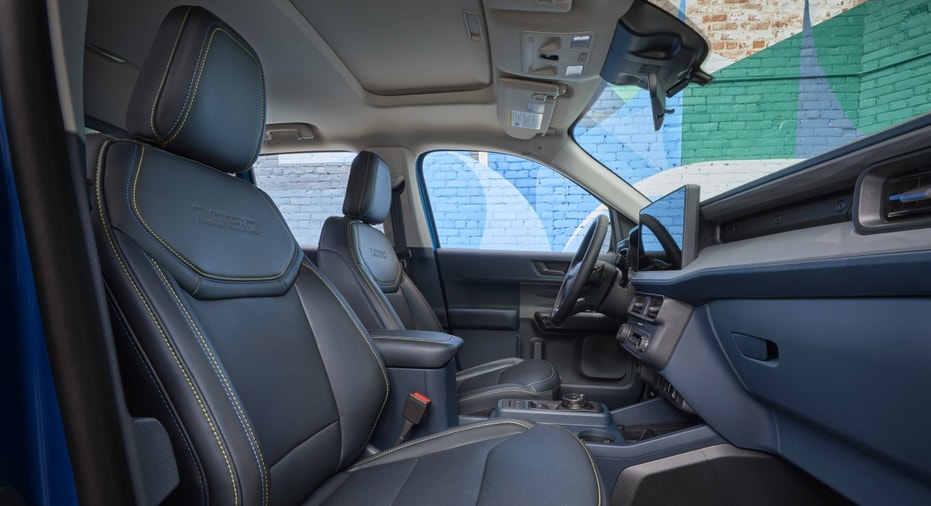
[533,261,567,276]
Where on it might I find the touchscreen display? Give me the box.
[634,184,699,270]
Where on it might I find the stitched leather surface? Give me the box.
[125,6,265,173]
[93,138,301,300]
[307,422,605,505]
[320,151,561,414]
[370,330,463,368]
[95,8,600,504]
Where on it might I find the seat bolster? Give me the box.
[293,261,390,468]
[348,419,532,471]
[456,357,524,386]
[500,358,560,393]
[393,274,444,331]
[457,359,560,414]
[309,421,606,506]
[318,216,404,330]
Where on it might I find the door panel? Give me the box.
[426,249,643,408]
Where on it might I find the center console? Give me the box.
[368,329,463,449]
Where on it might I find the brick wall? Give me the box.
[256,0,931,252]
[252,153,356,246]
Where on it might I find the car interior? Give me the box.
[1,0,930,504]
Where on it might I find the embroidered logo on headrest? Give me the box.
[370,248,388,259]
[194,205,260,235]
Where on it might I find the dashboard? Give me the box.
[610,129,931,503]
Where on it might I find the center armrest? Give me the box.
[369,330,463,369]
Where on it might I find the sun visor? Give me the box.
[498,78,566,140]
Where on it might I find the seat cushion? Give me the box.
[306,420,605,505]
[457,358,560,415]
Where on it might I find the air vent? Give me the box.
[646,297,663,319]
[854,149,931,234]
[884,168,931,221]
[631,294,648,315]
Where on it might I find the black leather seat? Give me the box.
[318,151,561,415]
[89,6,603,504]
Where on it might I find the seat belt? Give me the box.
[390,180,411,271]
[396,392,431,444]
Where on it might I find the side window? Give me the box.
[253,152,362,246]
[421,151,609,253]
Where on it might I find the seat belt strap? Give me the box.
[390,181,411,270]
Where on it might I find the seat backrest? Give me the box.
[318,151,445,332]
[89,7,388,504]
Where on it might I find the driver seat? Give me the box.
[88,6,603,504]
[318,151,560,415]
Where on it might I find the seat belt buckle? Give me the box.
[396,392,431,444]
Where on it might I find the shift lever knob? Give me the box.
[561,392,589,410]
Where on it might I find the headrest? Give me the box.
[126,6,265,174]
[342,151,392,224]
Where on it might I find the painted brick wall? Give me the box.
[256,0,931,252]
[252,152,357,246]
[422,151,604,252]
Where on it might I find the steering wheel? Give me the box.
[638,214,682,269]
[550,214,608,326]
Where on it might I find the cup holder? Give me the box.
[578,429,616,444]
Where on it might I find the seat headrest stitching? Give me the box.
[355,156,373,218]
[161,22,220,142]
[163,27,262,150]
[149,7,193,142]
[127,144,298,282]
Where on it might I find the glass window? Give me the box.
[253,152,363,246]
[574,0,931,201]
[422,151,609,253]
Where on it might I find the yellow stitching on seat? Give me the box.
[457,387,541,403]
[164,28,261,146]
[347,419,533,470]
[149,7,193,142]
[525,362,557,389]
[152,262,269,506]
[129,145,297,283]
[299,261,390,460]
[94,139,239,505]
[456,358,520,377]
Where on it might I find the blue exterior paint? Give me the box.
[796,0,862,158]
[0,93,78,505]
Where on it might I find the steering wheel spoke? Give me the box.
[550,215,609,326]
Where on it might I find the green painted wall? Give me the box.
[680,0,931,163]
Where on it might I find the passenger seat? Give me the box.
[318,151,560,415]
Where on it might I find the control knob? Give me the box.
[561,392,590,410]
[617,323,632,343]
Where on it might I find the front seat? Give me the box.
[318,151,561,415]
[88,6,604,504]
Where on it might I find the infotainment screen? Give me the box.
[632,184,700,271]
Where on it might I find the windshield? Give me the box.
[574,0,931,201]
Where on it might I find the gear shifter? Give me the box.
[561,392,590,410]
